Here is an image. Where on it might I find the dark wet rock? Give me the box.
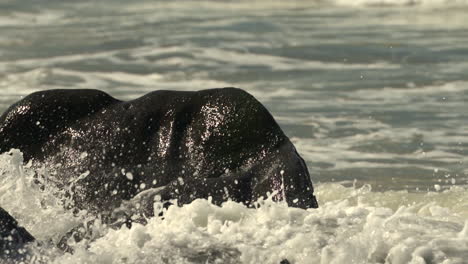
[0,88,318,252]
[0,207,35,259]
[0,88,317,213]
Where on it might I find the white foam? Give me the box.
[198,47,399,71]
[333,0,468,6]
[0,150,84,243]
[0,11,66,27]
[353,81,468,101]
[47,184,468,264]
[1,151,467,263]
[119,0,468,9]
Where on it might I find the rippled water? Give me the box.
[1,0,467,263]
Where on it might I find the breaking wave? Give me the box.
[1,150,467,264]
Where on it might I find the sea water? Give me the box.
[0,0,467,263]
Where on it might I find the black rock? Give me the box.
[0,207,35,259]
[0,88,318,219]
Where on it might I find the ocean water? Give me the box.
[0,0,467,263]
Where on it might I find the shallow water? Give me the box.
[0,0,467,263]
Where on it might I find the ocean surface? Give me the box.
[0,0,467,263]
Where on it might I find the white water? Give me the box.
[1,0,468,263]
[1,150,467,263]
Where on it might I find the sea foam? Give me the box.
[1,150,467,264]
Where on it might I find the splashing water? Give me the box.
[1,150,467,263]
[1,0,468,262]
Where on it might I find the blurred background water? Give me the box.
[0,1,468,262]
[1,0,467,192]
